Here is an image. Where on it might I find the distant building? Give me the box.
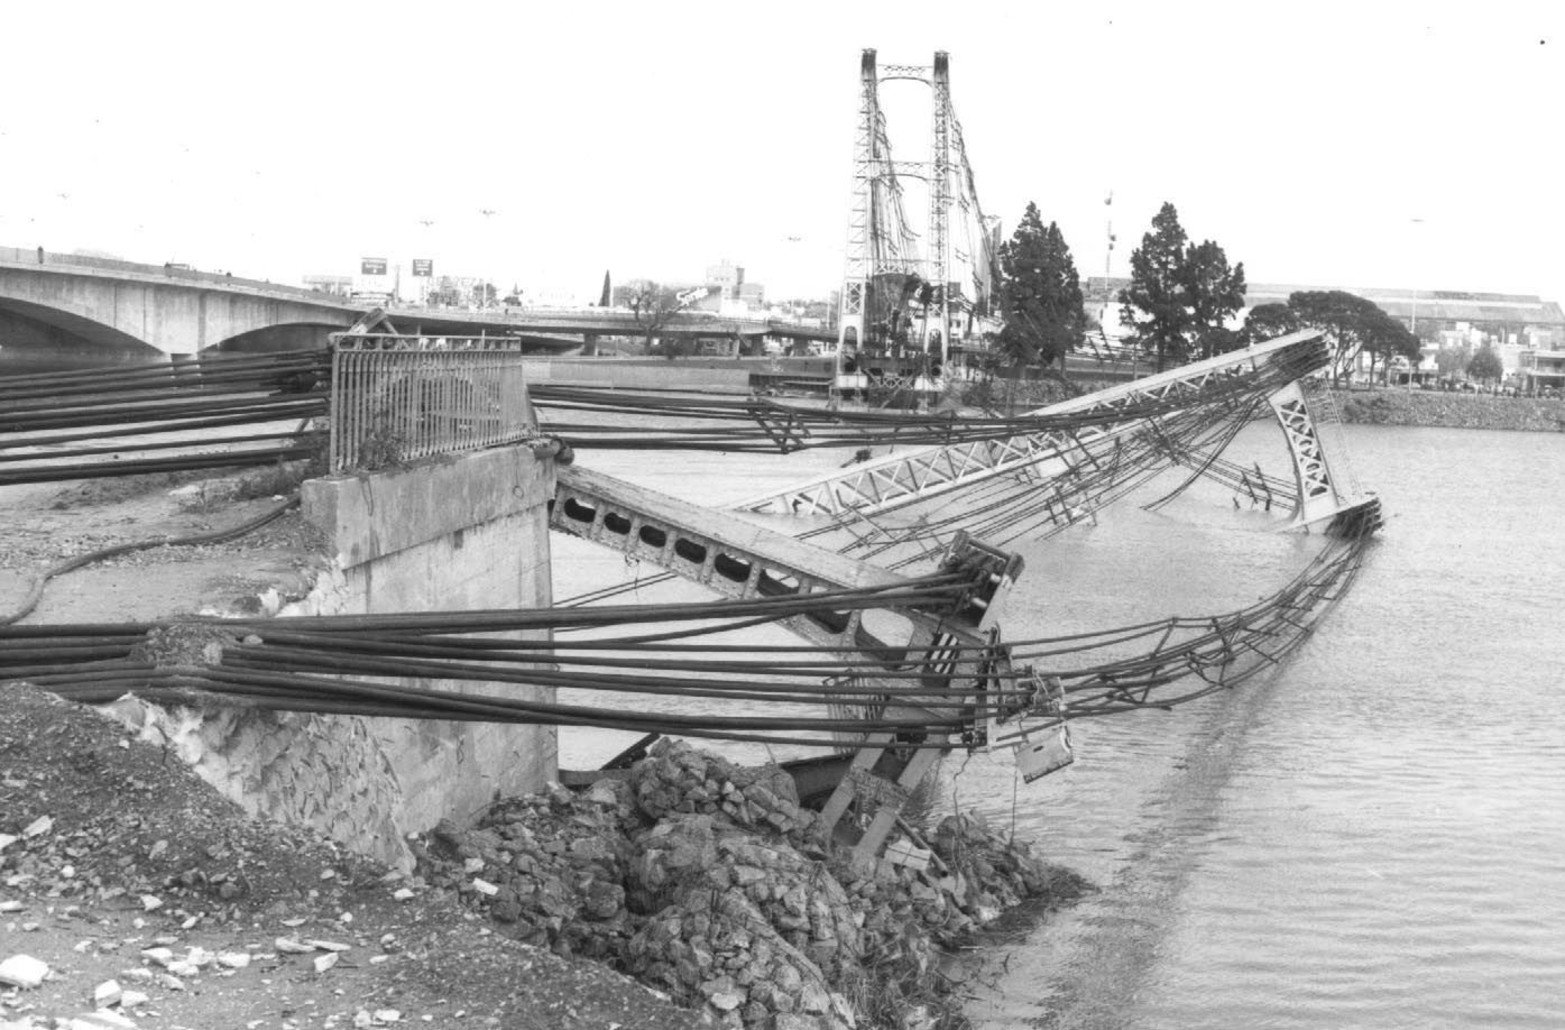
[302,274,353,296]
[1088,276,1565,383]
[706,259,745,300]
[1236,284,1565,351]
[1520,347,1565,392]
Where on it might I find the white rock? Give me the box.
[94,978,123,1006]
[67,1009,138,1029]
[0,953,49,988]
[313,952,339,974]
[0,833,17,852]
[154,972,185,990]
[373,1009,402,1023]
[166,961,199,978]
[471,878,499,897]
[184,947,214,968]
[0,900,22,914]
[139,947,174,967]
[139,895,163,912]
[120,988,150,1008]
[217,951,251,970]
[21,816,51,839]
[462,858,484,874]
[392,888,415,901]
[275,937,314,954]
[308,940,352,953]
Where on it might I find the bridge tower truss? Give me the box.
[836,49,882,378]
[927,52,952,367]
[835,50,990,394]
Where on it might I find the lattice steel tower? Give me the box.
[836,50,991,387]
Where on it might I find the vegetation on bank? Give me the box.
[1331,387,1565,432]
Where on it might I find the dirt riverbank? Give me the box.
[1,686,1089,1030]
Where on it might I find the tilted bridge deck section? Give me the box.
[549,464,1035,863]
[736,330,1345,527]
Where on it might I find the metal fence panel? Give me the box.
[329,334,535,472]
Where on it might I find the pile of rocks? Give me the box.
[417,739,1088,1030]
[418,779,638,962]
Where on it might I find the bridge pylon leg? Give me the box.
[1268,379,1377,535]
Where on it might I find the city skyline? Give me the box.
[3,3,1562,306]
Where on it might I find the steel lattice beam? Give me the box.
[739,330,1331,518]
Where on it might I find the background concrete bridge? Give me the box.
[0,246,361,358]
[0,247,833,361]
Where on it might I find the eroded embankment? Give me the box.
[1332,388,1565,431]
[416,739,1091,1030]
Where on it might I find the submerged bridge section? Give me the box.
[738,330,1367,535]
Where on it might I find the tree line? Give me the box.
[993,201,1421,379]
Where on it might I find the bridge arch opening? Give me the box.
[0,298,162,373]
[206,322,343,356]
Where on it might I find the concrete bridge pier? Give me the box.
[113,444,561,869]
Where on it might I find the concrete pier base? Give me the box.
[112,445,560,868]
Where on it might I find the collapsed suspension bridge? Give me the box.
[1,318,1381,858]
[0,49,1384,860]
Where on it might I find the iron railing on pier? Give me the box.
[328,333,534,472]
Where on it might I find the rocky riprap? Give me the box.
[1332,387,1565,432]
[416,740,1089,1030]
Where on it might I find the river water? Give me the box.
[554,419,1565,1029]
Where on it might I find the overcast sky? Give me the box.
[4,1,1561,303]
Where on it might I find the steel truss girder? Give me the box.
[739,415,1139,518]
[738,330,1331,518]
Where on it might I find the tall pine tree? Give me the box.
[996,202,1086,371]
[1119,202,1247,370]
[1183,239,1246,359]
[1119,202,1191,371]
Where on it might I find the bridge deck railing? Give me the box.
[328,333,535,472]
[0,245,348,305]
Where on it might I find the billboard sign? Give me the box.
[411,258,434,277]
[360,257,388,276]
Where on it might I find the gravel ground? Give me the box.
[0,684,706,1030]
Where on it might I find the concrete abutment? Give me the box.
[114,444,559,868]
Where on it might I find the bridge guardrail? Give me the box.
[0,245,347,305]
[328,333,535,472]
